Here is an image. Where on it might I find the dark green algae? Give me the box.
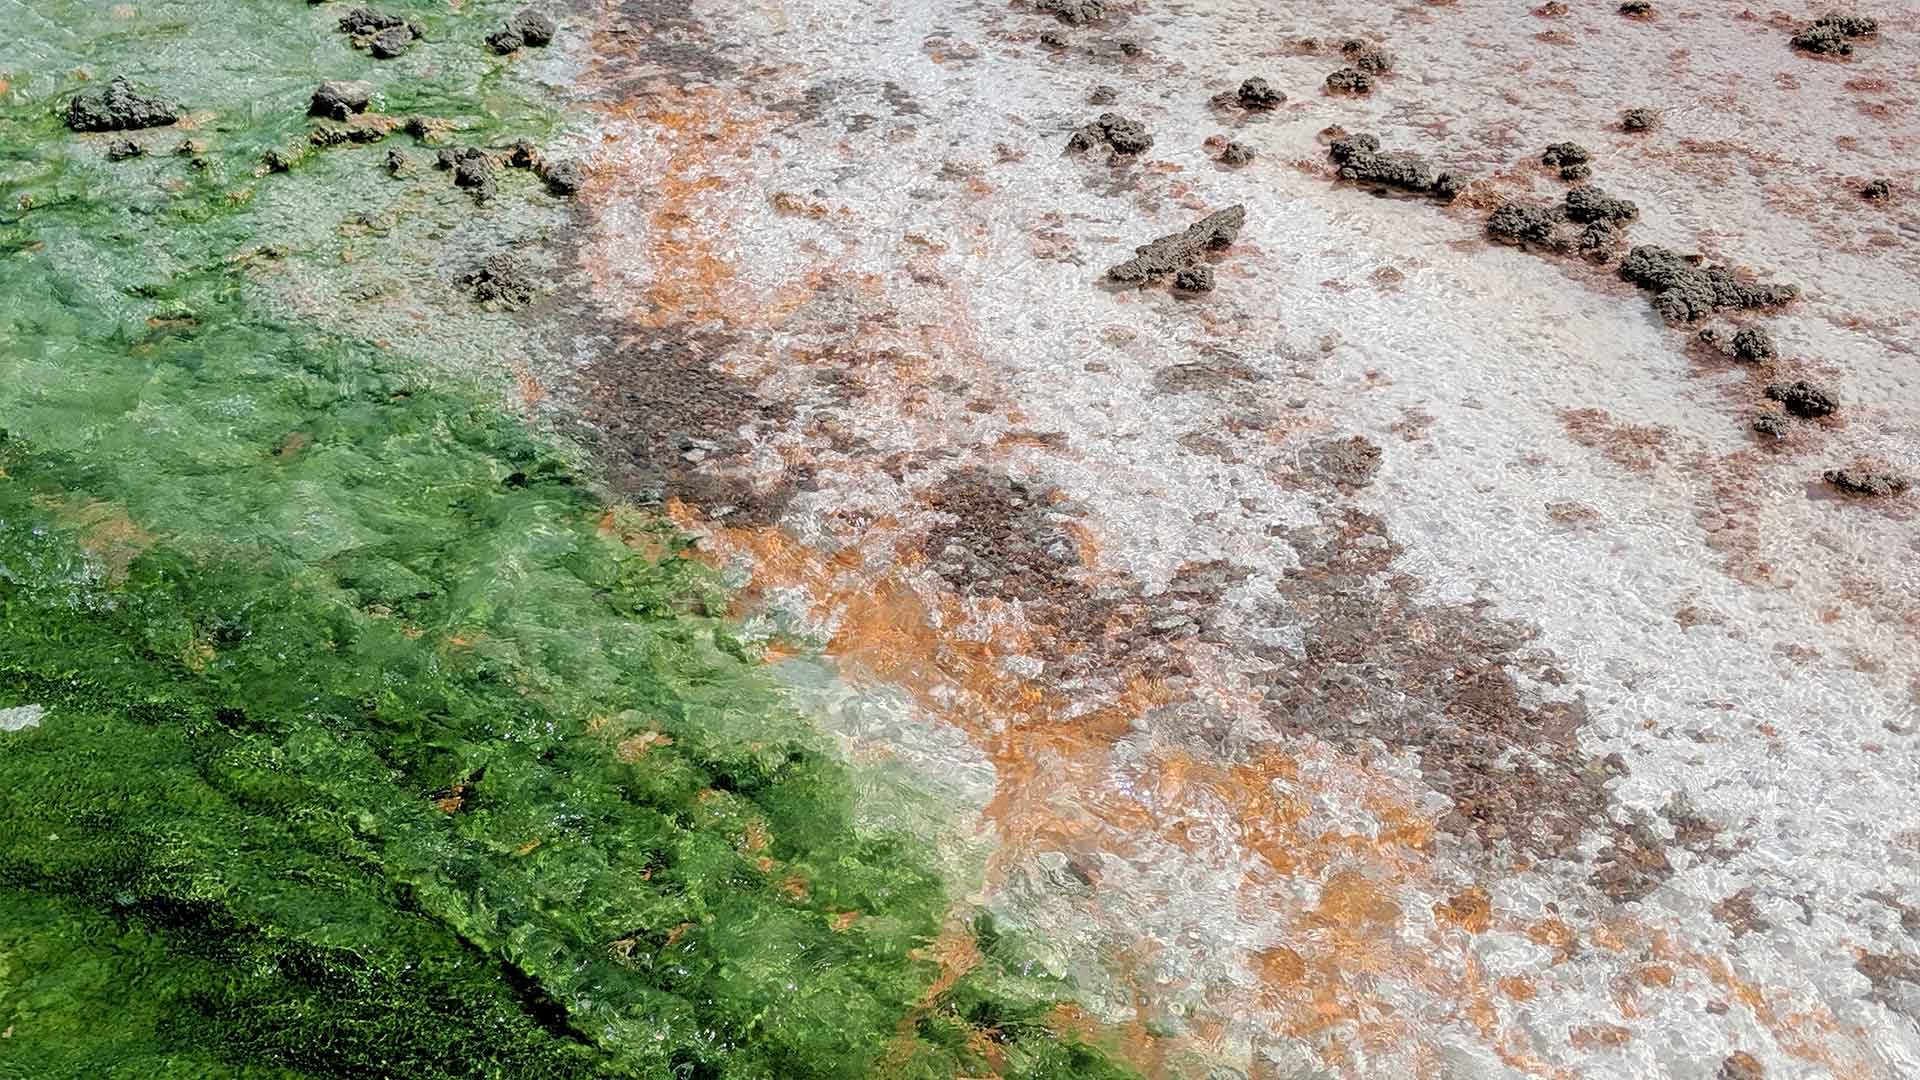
[0,4,1138,1078]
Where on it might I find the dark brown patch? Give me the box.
[1717,1051,1765,1080]
[1293,435,1383,489]
[1547,500,1602,526]
[1569,1023,1633,1049]
[1560,407,1675,473]
[1590,821,1673,902]
[1151,356,1263,394]
[1856,952,1920,1021]
[571,329,802,526]
[920,469,1197,680]
[1258,508,1623,864]
[592,0,739,95]
[1712,887,1769,938]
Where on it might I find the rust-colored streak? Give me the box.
[666,502,1558,1072]
[1435,886,1494,934]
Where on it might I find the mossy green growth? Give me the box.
[0,3,1140,1077]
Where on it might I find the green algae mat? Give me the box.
[0,4,1134,1076]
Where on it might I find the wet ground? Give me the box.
[528,0,1920,1075]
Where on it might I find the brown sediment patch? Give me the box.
[1856,951,1920,1022]
[1260,507,1622,864]
[32,496,155,582]
[1558,407,1675,473]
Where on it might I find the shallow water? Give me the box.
[7,0,1920,1077]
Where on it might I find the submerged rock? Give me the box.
[539,158,585,195]
[1237,77,1284,110]
[455,157,496,200]
[1325,67,1373,94]
[1579,220,1624,258]
[436,146,496,200]
[1219,140,1255,166]
[1106,205,1246,284]
[1541,142,1590,167]
[1824,466,1910,497]
[1487,203,1557,246]
[488,8,556,53]
[1766,380,1836,418]
[1751,413,1789,439]
[1340,39,1393,73]
[460,253,540,308]
[1329,132,1464,201]
[1565,183,1638,224]
[310,81,373,121]
[105,138,143,161]
[1618,245,1799,322]
[65,76,179,132]
[370,24,415,58]
[1036,0,1106,24]
[1731,325,1776,362]
[384,148,412,175]
[338,7,405,34]
[1067,112,1153,155]
[1793,12,1877,54]
[1173,265,1215,293]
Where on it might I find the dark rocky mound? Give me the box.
[1766,380,1836,418]
[338,7,405,34]
[1565,183,1638,224]
[1325,67,1373,94]
[539,158,585,195]
[1487,203,1557,246]
[488,8,556,53]
[1824,466,1909,497]
[1730,325,1776,362]
[1621,107,1659,132]
[461,253,539,308]
[384,149,412,175]
[1067,112,1153,155]
[1619,0,1653,15]
[1037,0,1106,24]
[1238,77,1284,110]
[1329,132,1464,201]
[1618,245,1799,322]
[1541,142,1590,167]
[1106,205,1246,284]
[309,81,372,121]
[1861,178,1891,201]
[1340,39,1393,73]
[437,146,496,201]
[64,76,179,132]
[1219,140,1255,166]
[1560,163,1592,182]
[1173,265,1215,293]
[1793,12,1877,54]
[505,140,539,169]
[105,138,143,161]
[1751,413,1789,439]
[1579,220,1625,257]
[1088,85,1118,105]
[338,8,421,56]
[370,25,416,58]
